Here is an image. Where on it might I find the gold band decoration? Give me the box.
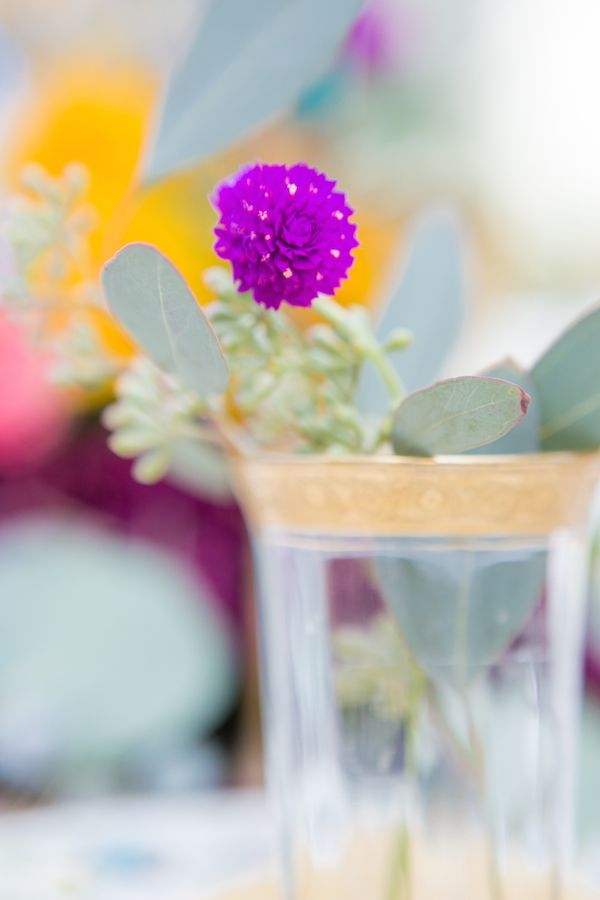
[227,451,600,538]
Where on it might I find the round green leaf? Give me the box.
[392,376,530,456]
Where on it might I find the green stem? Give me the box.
[462,690,504,900]
[366,347,404,405]
[426,687,478,783]
[386,710,417,900]
[387,824,411,900]
[313,296,404,405]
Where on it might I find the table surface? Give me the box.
[0,791,273,900]
[1,785,600,900]
[0,703,599,900]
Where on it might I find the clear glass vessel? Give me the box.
[230,452,600,900]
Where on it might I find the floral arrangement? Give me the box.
[100,161,600,484]
[2,4,600,893]
[101,162,521,478]
[97,160,600,900]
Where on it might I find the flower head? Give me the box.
[212,163,358,309]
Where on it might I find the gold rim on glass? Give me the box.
[227,450,600,537]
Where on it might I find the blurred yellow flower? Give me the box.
[5,60,156,357]
[6,60,153,256]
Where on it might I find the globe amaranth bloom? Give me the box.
[212,163,358,310]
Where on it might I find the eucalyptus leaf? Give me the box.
[391,376,530,456]
[356,211,465,415]
[102,243,228,396]
[531,304,600,451]
[377,548,547,685]
[145,0,364,181]
[467,359,540,454]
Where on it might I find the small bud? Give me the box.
[384,328,413,353]
[63,162,89,198]
[108,427,160,457]
[133,448,171,484]
[69,206,98,235]
[102,402,143,430]
[203,266,236,295]
[311,325,348,357]
[20,163,54,197]
[335,404,363,431]
[237,371,275,408]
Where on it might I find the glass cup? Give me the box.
[230,451,600,900]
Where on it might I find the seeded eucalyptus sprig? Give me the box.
[103,357,208,483]
[103,256,411,477]
[0,163,118,391]
[204,266,408,453]
[103,241,529,483]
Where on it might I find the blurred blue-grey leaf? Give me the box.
[145,0,365,181]
[0,514,237,791]
[356,211,466,415]
[531,304,600,451]
[378,547,546,684]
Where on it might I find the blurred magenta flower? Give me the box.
[0,311,66,471]
[343,0,420,76]
[212,163,358,309]
[586,649,600,701]
[0,423,246,634]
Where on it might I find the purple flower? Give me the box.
[212,163,358,310]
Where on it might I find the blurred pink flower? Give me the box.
[0,311,66,471]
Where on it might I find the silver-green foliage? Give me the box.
[104,357,210,486]
[392,376,530,456]
[532,304,600,451]
[0,163,113,392]
[204,268,395,453]
[477,303,600,454]
[377,548,547,685]
[356,211,465,413]
[102,242,532,481]
[102,243,229,397]
[145,0,365,180]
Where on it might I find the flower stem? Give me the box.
[387,824,411,900]
[313,295,404,405]
[366,346,404,405]
[462,691,505,900]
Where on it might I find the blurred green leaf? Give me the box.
[377,548,546,684]
[356,212,465,414]
[0,515,237,778]
[145,0,365,181]
[531,304,600,451]
[102,243,228,396]
[392,376,530,456]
